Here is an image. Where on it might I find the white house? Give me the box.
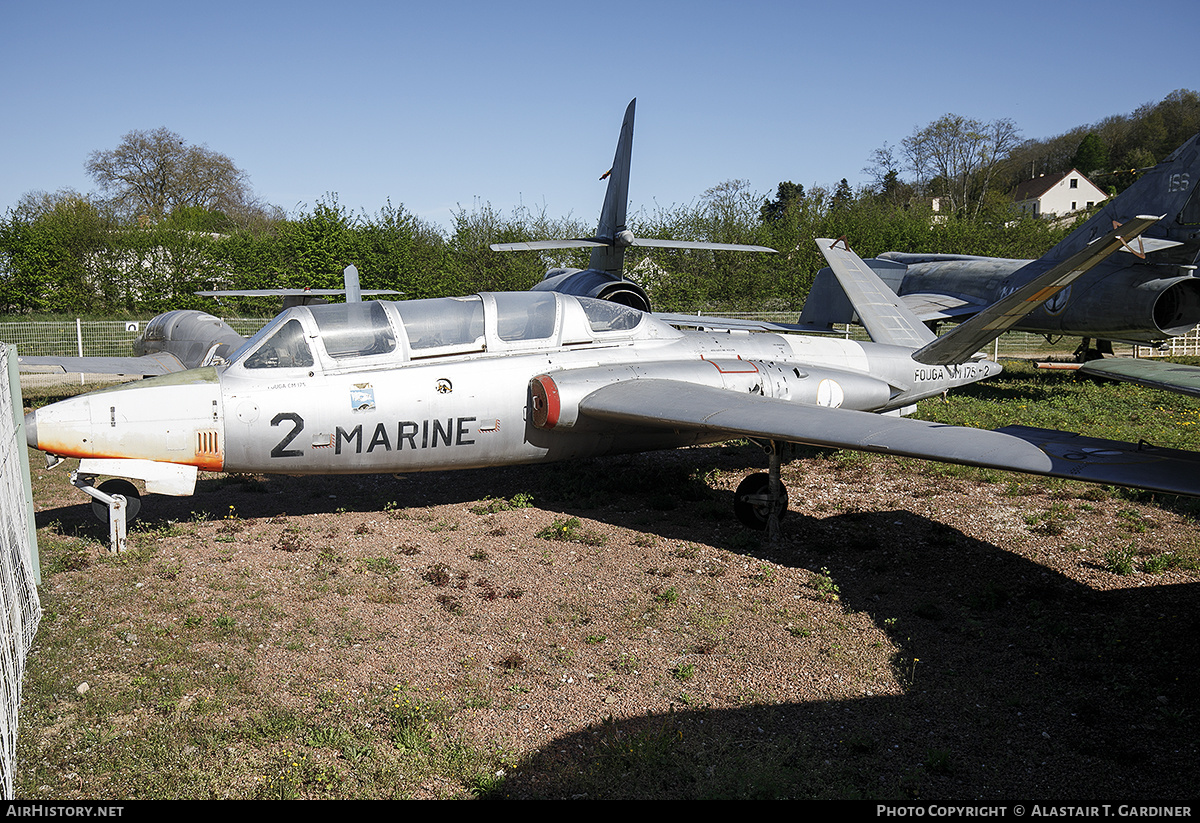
[1012,169,1107,218]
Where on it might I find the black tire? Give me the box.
[734,472,788,530]
[90,479,142,524]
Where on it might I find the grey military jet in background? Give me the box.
[24,101,1200,550]
[18,310,246,377]
[800,132,1200,358]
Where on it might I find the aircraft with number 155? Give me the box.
[798,130,1200,360]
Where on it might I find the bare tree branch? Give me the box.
[86,127,273,226]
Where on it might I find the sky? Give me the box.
[3,0,1197,234]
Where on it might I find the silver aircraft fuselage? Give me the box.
[26,291,998,478]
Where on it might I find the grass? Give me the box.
[811,567,841,601]
[1103,545,1136,575]
[19,548,510,799]
[915,358,1200,452]
[534,517,607,546]
[653,586,679,606]
[469,493,534,515]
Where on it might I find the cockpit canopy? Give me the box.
[228,291,667,372]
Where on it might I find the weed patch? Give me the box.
[535,517,607,546]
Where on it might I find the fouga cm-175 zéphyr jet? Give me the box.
[22,101,1200,551]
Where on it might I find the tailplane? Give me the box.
[197,265,402,309]
[812,238,936,349]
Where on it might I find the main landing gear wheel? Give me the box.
[90,479,142,525]
[1073,337,1114,363]
[734,472,788,531]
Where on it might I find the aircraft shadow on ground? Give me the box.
[34,441,781,538]
[493,507,1200,799]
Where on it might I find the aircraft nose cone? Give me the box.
[24,409,37,449]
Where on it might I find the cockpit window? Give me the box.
[396,295,484,350]
[577,297,644,333]
[143,315,168,342]
[494,292,558,341]
[310,302,396,359]
[242,319,314,369]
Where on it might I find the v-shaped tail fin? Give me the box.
[813,237,937,349]
[912,215,1160,365]
[816,216,1161,365]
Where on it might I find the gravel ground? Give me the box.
[22,439,1200,799]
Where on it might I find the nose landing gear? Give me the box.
[88,479,142,525]
[72,473,142,553]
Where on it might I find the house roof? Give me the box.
[1012,170,1069,201]
[1011,169,1101,202]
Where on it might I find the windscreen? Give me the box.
[241,319,314,369]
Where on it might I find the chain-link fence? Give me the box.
[1,318,269,360]
[0,346,41,800]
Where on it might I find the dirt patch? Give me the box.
[18,442,1200,799]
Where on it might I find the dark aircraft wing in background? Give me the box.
[1080,358,1200,399]
[18,352,186,377]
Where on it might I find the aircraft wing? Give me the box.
[1118,237,1182,255]
[490,240,604,251]
[1079,358,1200,398]
[18,353,186,377]
[575,379,1200,497]
[195,289,402,298]
[491,238,775,253]
[629,238,776,252]
[652,313,843,335]
[993,425,1200,493]
[197,265,401,305]
[879,252,995,265]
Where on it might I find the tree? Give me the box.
[12,188,104,220]
[760,181,806,223]
[86,127,277,226]
[901,114,1022,218]
[446,202,552,294]
[0,193,113,313]
[1129,89,1200,163]
[1071,133,1110,176]
[698,179,761,241]
[831,178,854,212]
[862,142,899,193]
[862,143,915,207]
